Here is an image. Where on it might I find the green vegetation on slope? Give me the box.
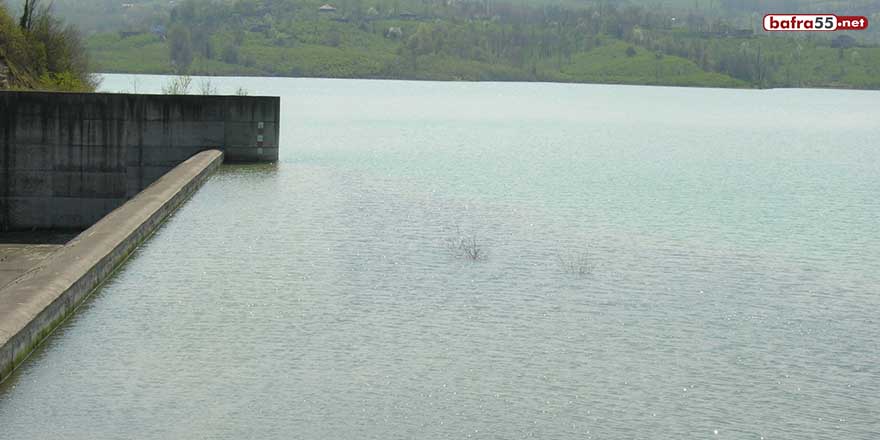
[0,1,96,91]
[557,41,747,87]
[78,0,880,89]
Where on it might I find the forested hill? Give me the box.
[0,2,96,91]
[19,0,880,88]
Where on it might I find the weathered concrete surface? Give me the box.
[0,150,223,384]
[0,231,80,245]
[0,245,61,289]
[0,59,9,89]
[0,91,280,231]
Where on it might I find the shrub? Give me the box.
[446,227,487,262]
[198,78,217,95]
[557,247,593,276]
[161,75,192,94]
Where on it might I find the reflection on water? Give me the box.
[0,76,878,439]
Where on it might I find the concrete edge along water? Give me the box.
[0,150,224,384]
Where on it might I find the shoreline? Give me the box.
[94,71,880,92]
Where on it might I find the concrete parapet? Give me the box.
[0,150,224,384]
[0,91,279,230]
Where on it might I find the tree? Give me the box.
[19,0,41,32]
[222,44,240,64]
[324,30,342,47]
[831,35,856,49]
[168,24,193,73]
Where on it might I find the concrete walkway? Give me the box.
[0,245,62,289]
[0,150,224,383]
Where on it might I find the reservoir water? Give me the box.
[1,75,878,438]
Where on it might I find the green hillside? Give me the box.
[5,0,877,89]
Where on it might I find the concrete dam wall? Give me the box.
[1,150,225,384]
[0,91,280,231]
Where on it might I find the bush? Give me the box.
[161,75,192,94]
[557,247,593,276]
[446,227,487,262]
[0,3,97,91]
[197,78,217,95]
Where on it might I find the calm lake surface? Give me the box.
[1,75,878,439]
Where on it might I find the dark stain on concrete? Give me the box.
[1,91,280,232]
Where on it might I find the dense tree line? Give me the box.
[36,0,873,88]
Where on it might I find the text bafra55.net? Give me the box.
[763,14,869,31]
